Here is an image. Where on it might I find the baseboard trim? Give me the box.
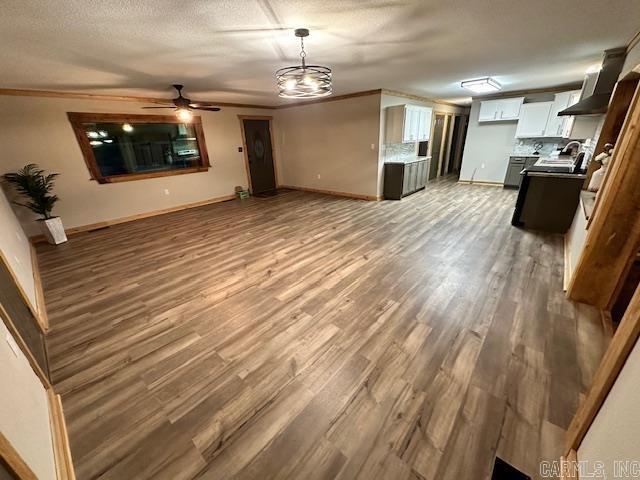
[30,193,237,243]
[563,233,571,292]
[280,185,380,201]
[29,243,49,331]
[457,180,503,187]
[47,390,76,480]
[0,431,37,480]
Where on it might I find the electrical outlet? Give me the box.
[317,174,321,179]
[370,143,376,150]
[163,189,170,195]
[481,163,485,169]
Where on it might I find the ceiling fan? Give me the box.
[142,84,221,121]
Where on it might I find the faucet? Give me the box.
[562,141,582,156]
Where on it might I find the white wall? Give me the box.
[578,338,640,477]
[0,188,37,311]
[0,95,278,236]
[459,92,556,184]
[275,93,382,198]
[0,320,56,479]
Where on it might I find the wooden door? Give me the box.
[242,119,276,194]
[429,115,445,179]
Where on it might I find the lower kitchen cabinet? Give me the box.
[504,156,538,188]
[384,158,430,200]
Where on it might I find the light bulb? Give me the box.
[89,140,103,146]
[177,108,192,122]
[87,131,100,138]
[284,78,297,91]
[122,123,133,132]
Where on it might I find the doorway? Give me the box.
[239,116,277,195]
[429,114,445,179]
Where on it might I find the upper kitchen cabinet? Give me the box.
[385,105,433,143]
[515,101,553,138]
[544,90,581,137]
[478,97,524,122]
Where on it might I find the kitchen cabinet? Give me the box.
[515,102,553,138]
[385,105,433,143]
[478,97,524,122]
[384,158,430,199]
[503,156,538,188]
[544,90,581,138]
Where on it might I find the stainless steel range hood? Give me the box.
[558,47,626,116]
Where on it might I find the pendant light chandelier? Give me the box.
[276,28,332,99]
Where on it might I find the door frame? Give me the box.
[237,115,279,194]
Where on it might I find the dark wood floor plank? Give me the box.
[37,179,608,479]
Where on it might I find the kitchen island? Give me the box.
[511,170,586,233]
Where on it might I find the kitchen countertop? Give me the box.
[526,171,586,179]
[385,156,431,165]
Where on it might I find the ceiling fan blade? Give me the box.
[189,103,218,108]
[192,106,221,111]
[141,106,175,109]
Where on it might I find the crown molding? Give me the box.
[274,89,382,109]
[474,82,584,101]
[0,88,275,109]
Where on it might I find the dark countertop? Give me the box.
[527,171,587,179]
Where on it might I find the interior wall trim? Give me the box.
[274,89,383,109]
[29,244,48,331]
[29,193,237,244]
[456,180,503,187]
[381,88,468,109]
[564,283,640,453]
[48,390,76,480]
[0,303,50,388]
[0,250,46,333]
[279,184,380,201]
[0,431,37,480]
[0,88,275,110]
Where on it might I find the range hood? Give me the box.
[558,47,627,116]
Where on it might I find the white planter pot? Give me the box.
[40,217,67,245]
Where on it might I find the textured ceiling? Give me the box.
[1,0,639,106]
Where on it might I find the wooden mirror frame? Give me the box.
[67,112,210,184]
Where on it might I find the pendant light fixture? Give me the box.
[276,28,332,99]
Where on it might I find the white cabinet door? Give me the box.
[498,97,524,120]
[402,107,416,142]
[478,99,501,122]
[544,92,570,137]
[515,102,553,138]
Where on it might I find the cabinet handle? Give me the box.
[494,111,498,119]
[557,124,562,135]
[541,129,545,135]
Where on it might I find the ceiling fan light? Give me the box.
[122,123,134,132]
[176,108,193,122]
[461,77,502,94]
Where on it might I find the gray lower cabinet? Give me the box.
[504,156,539,188]
[384,158,430,200]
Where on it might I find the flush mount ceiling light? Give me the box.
[276,28,332,99]
[461,77,502,94]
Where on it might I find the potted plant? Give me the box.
[3,164,67,245]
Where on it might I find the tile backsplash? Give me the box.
[512,138,566,156]
[383,143,417,162]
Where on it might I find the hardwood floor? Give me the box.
[37,179,608,480]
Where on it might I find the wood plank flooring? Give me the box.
[37,178,609,480]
